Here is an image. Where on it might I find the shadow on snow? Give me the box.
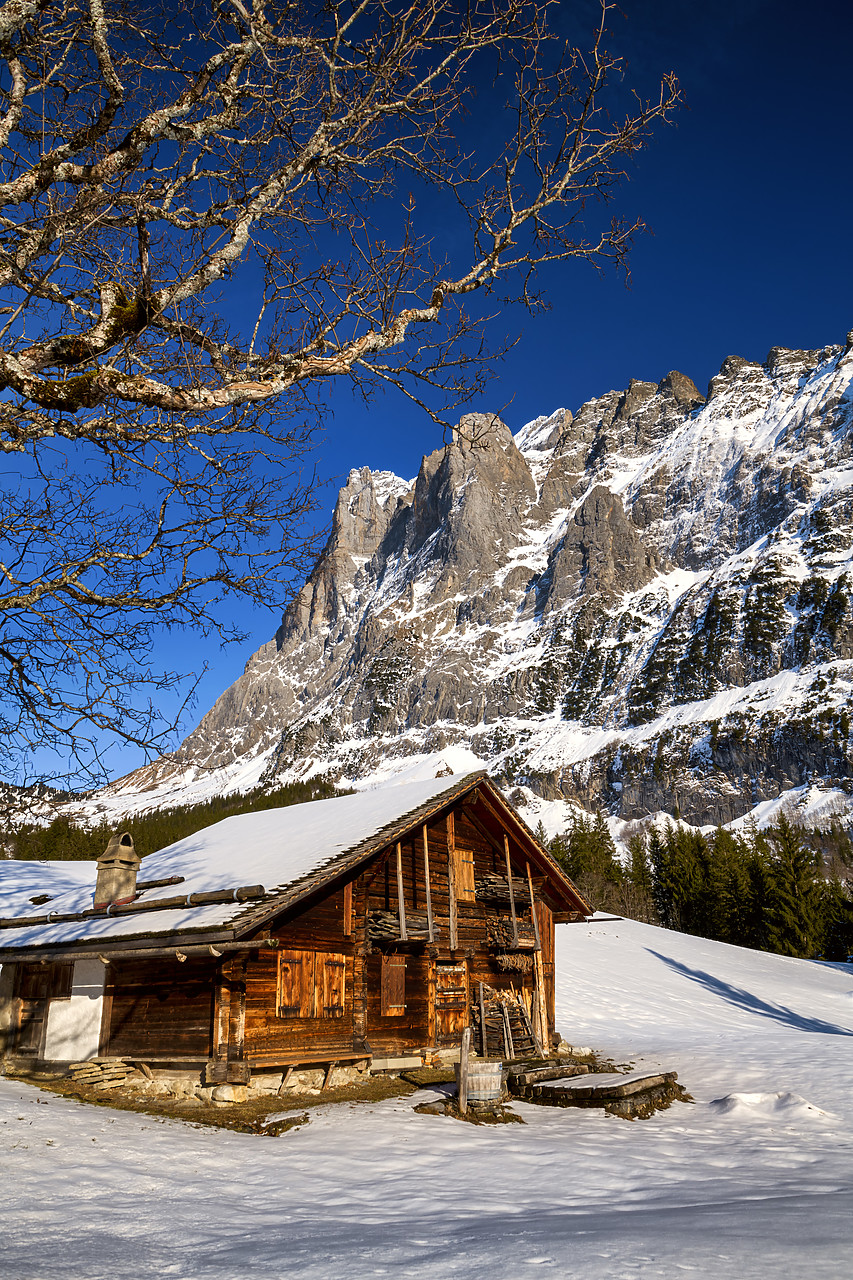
[647,950,853,1037]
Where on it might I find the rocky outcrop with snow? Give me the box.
[113,335,853,826]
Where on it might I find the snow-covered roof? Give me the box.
[0,773,487,953]
[0,860,97,919]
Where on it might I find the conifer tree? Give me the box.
[764,813,822,957]
[626,834,657,923]
[649,825,677,929]
[817,877,853,962]
[549,810,624,911]
[704,827,754,945]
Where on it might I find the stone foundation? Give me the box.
[100,1058,372,1103]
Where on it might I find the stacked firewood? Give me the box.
[67,1059,142,1090]
[475,873,542,905]
[486,911,536,950]
[471,986,540,1059]
[367,909,437,942]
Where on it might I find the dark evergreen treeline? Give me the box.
[542,810,853,962]
[3,778,345,863]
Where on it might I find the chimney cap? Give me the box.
[98,832,138,864]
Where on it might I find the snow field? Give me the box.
[3,918,853,1278]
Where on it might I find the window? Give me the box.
[15,961,72,1001]
[276,950,346,1019]
[277,950,313,1018]
[320,955,346,1018]
[453,846,477,902]
[380,954,406,1017]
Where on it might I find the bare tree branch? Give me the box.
[0,0,679,784]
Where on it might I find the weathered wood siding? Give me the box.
[357,803,543,1055]
[106,958,215,1058]
[536,899,556,1032]
[243,889,356,1062]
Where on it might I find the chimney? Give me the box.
[94,832,140,909]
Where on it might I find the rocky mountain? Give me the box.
[110,334,853,828]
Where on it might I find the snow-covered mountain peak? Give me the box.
[101,336,853,833]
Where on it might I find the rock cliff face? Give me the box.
[120,335,853,825]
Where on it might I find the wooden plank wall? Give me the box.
[355,802,544,1056]
[244,891,355,1060]
[536,899,556,1034]
[106,958,215,1058]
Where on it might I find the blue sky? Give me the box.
[122,0,853,773]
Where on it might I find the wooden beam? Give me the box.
[422,825,434,943]
[458,1026,471,1115]
[501,1002,514,1060]
[503,835,519,948]
[352,856,386,1046]
[343,881,353,936]
[322,1061,338,1091]
[0,937,274,965]
[0,883,267,931]
[228,956,247,1078]
[533,948,550,1058]
[427,959,437,1047]
[447,812,458,951]
[278,1065,294,1095]
[396,843,408,941]
[212,961,232,1072]
[479,981,487,1058]
[526,861,542,952]
[98,982,114,1057]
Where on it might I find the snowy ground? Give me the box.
[4,920,853,1279]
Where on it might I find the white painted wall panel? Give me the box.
[43,959,105,1061]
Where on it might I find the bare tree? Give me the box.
[0,0,678,785]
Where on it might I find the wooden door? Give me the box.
[433,961,468,1046]
[13,963,71,1058]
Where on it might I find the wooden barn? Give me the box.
[0,773,590,1082]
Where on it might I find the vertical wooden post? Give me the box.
[228,956,248,1080]
[447,812,458,951]
[212,960,232,1073]
[422,825,434,943]
[98,961,113,1057]
[525,861,541,951]
[458,1025,471,1115]
[500,1002,514,1060]
[533,948,549,1059]
[351,875,368,1046]
[427,959,436,1047]
[343,881,353,936]
[503,834,519,947]
[478,981,487,1058]
[396,842,408,941]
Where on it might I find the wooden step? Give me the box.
[522,1069,682,1118]
[508,1064,590,1088]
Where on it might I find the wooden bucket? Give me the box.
[463,1060,504,1103]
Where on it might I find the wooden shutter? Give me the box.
[454,847,476,902]
[321,954,346,1018]
[53,962,74,999]
[380,954,406,1017]
[277,950,314,1019]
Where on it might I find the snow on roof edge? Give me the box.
[0,772,489,952]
